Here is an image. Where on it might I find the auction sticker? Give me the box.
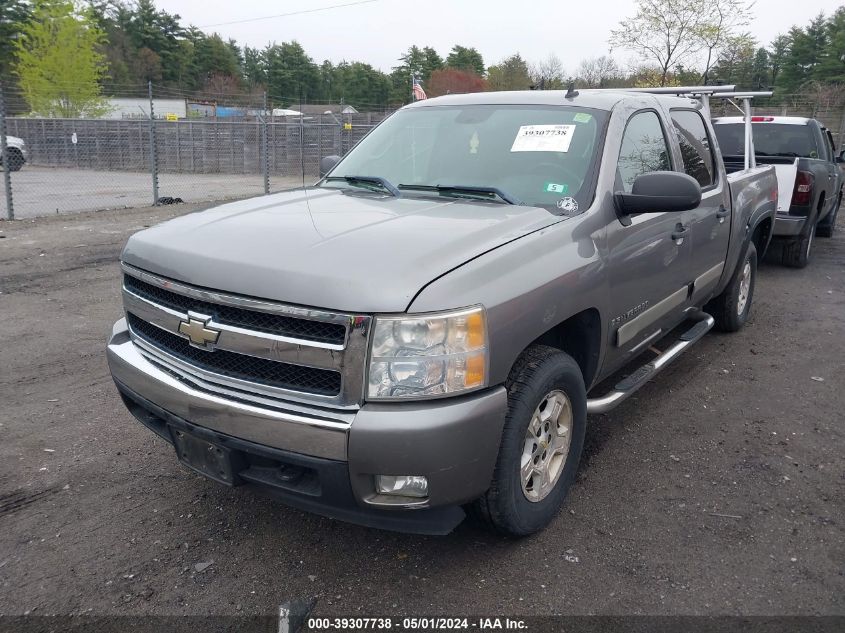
[511,124,575,152]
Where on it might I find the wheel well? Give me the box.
[530,308,601,387]
[751,216,772,258]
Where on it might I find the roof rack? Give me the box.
[585,85,774,170]
[622,86,775,170]
[621,85,737,95]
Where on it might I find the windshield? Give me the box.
[713,123,821,159]
[321,104,608,211]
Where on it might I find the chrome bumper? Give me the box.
[107,318,351,460]
[108,317,508,511]
[773,215,807,237]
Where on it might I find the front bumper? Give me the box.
[107,318,508,533]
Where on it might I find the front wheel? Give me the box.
[3,148,24,172]
[707,241,757,333]
[473,345,586,537]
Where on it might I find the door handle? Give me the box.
[671,224,689,241]
[716,205,730,218]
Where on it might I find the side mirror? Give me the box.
[319,155,341,177]
[614,172,702,219]
[836,149,845,164]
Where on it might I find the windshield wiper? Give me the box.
[398,184,521,205]
[324,175,400,197]
[757,152,801,158]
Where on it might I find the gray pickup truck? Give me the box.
[107,89,777,536]
[713,116,843,267]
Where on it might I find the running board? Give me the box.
[586,310,715,414]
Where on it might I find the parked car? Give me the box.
[107,89,777,536]
[713,116,843,268]
[1,135,27,171]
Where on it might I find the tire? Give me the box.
[3,148,24,172]
[473,345,586,537]
[781,224,814,268]
[706,242,757,333]
[816,197,839,238]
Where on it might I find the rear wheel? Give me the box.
[473,345,586,537]
[707,242,757,332]
[782,225,814,268]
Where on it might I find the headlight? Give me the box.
[368,306,488,400]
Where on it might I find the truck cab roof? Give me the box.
[403,89,704,113]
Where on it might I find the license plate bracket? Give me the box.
[170,426,239,486]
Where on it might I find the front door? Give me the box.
[670,109,731,302]
[604,110,693,371]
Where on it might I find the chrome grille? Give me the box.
[127,314,342,396]
[124,274,346,345]
[121,263,370,409]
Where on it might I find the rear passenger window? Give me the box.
[671,110,715,188]
[617,111,672,192]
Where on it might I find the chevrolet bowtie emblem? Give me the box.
[178,314,220,349]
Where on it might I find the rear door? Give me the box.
[605,110,693,367]
[670,109,731,302]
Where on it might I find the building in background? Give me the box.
[102,98,187,120]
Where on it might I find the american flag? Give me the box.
[412,77,427,101]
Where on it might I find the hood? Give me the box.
[122,188,561,313]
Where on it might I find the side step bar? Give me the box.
[586,310,715,414]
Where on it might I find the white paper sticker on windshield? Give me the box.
[511,124,576,153]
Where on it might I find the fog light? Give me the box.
[375,475,429,498]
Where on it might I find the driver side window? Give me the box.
[617,111,672,192]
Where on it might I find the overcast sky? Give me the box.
[164,0,843,73]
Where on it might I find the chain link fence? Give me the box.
[0,82,390,220]
[3,83,845,221]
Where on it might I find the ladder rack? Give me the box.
[594,85,775,170]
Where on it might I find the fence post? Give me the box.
[262,92,270,194]
[148,81,159,206]
[0,81,14,220]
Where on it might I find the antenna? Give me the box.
[565,82,579,99]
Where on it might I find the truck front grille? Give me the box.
[124,275,346,345]
[127,314,342,396]
[121,264,370,409]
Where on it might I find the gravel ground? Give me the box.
[0,206,842,623]
[0,166,303,219]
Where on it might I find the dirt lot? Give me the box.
[0,206,843,623]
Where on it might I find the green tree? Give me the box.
[14,0,109,117]
[815,7,845,84]
[768,35,790,86]
[0,0,33,86]
[487,54,532,91]
[125,0,187,85]
[776,14,829,93]
[710,34,756,88]
[243,46,267,91]
[265,41,320,103]
[190,33,241,91]
[446,45,484,76]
